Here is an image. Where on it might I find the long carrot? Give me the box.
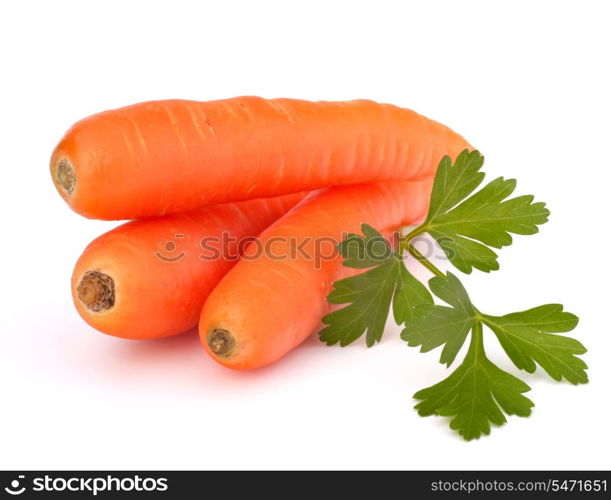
[72,193,304,339]
[199,179,434,369]
[51,97,469,220]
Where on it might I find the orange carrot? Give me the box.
[199,179,434,369]
[51,97,469,220]
[72,193,304,339]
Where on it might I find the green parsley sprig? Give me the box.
[320,150,587,440]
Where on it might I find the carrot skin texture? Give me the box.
[51,97,470,220]
[199,179,434,369]
[71,194,304,339]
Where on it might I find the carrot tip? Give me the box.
[77,271,115,312]
[207,329,236,358]
[56,159,76,195]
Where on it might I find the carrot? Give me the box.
[72,193,304,339]
[50,97,469,220]
[199,179,434,369]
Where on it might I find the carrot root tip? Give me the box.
[77,271,115,312]
[207,329,236,358]
[56,159,76,195]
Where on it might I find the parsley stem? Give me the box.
[403,225,426,241]
[471,319,484,353]
[405,243,445,279]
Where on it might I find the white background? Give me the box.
[1,0,610,470]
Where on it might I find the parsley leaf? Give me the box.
[338,224,393,269]
[393,263,435,324]
[319,224,432,347]
[322,151,587,440]
[402,271,586,439]
[401,272,475,366]
[482,305,587,384]
[427,150,485,220]
[413,324,534,441]
[421,150,550,273]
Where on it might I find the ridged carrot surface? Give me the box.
[51,97,469,220]
[199,179,434,369]
[72,193,304,339]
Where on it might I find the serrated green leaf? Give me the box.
[413,326,534,441]
[431,177,549,248]
[338,224,393,269]
[392,263,434,324]
[428,272,475,314]
[482,305,587,384]
[401,273,475,366]
[423,151,549,274]
[402,305,474,366]
[433,231,500,273]
[321,258,398,347]
[427,149,485,220]
[321,225,432,347]
[430,218,546,273]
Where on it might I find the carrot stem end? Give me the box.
[56,159,76,195]
[208,329,236,358]
[77,271,115,312]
